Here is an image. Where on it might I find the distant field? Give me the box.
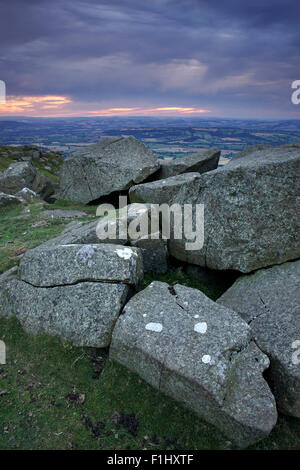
[0,117,299,161]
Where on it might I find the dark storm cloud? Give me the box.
[0,0,299,116]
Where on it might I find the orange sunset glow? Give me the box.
[0,95,211,117]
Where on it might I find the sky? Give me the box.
[0,0,299,119]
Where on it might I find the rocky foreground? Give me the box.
[0,138,299,448]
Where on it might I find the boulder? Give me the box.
[156,148,220,179]
[129,172,200,205]
[0,276,129,347]
[19,244,144,288]
[59,137,159,203]
[0,161,36,194]
[218,260,300,418]
[110,281,277,448]
[0,191,23,208]
[168,145,300,272]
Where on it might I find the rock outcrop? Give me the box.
[110,281,277,448]
[218,260,300,418]
[0,159,59,203]
[0,244,144,347]
[156,148,220,179]
[168,145,300,272]
[129,172,200,205]
[0,161,36,195]
[59,137,159,203]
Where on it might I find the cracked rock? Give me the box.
[19,243,144,288]
[218,260,300,417]
[0,276,129,347]
[110,281,277,447]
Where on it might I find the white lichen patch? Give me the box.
[76,245,96,267]
[115,247,134,260]
[145,322,163,333]
[194,322,207,334]
[202,354,211,364]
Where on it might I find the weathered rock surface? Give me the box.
[156,148,220,179]
[169,145,300,272]
[0,191,23,208]
[129,172,200,205]
[15,187,38,203]
[130,232,168,274]
[0,161,36,195]
[110,281,277,447]
[19,244,144,288]
[59,137,159,203]
[218,260,300,418]
[0,276,129,347]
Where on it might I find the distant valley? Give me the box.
[0,116,299,162]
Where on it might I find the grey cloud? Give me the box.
[0,0,299,116]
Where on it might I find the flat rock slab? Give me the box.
[110,281,277,448]
[0,277,129,347]
[59,137,159,203]
[129,172,200,205]
[218,260,300,418]
[19,244,144,288]
[156,148,220,179]
[41,209,91,219]
[169,145,300,272]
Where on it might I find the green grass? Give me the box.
[0,317,299,450]
[0,199,299,450]
[143,267,233,301]
[0,202,98,273]
[0,146,64,178]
